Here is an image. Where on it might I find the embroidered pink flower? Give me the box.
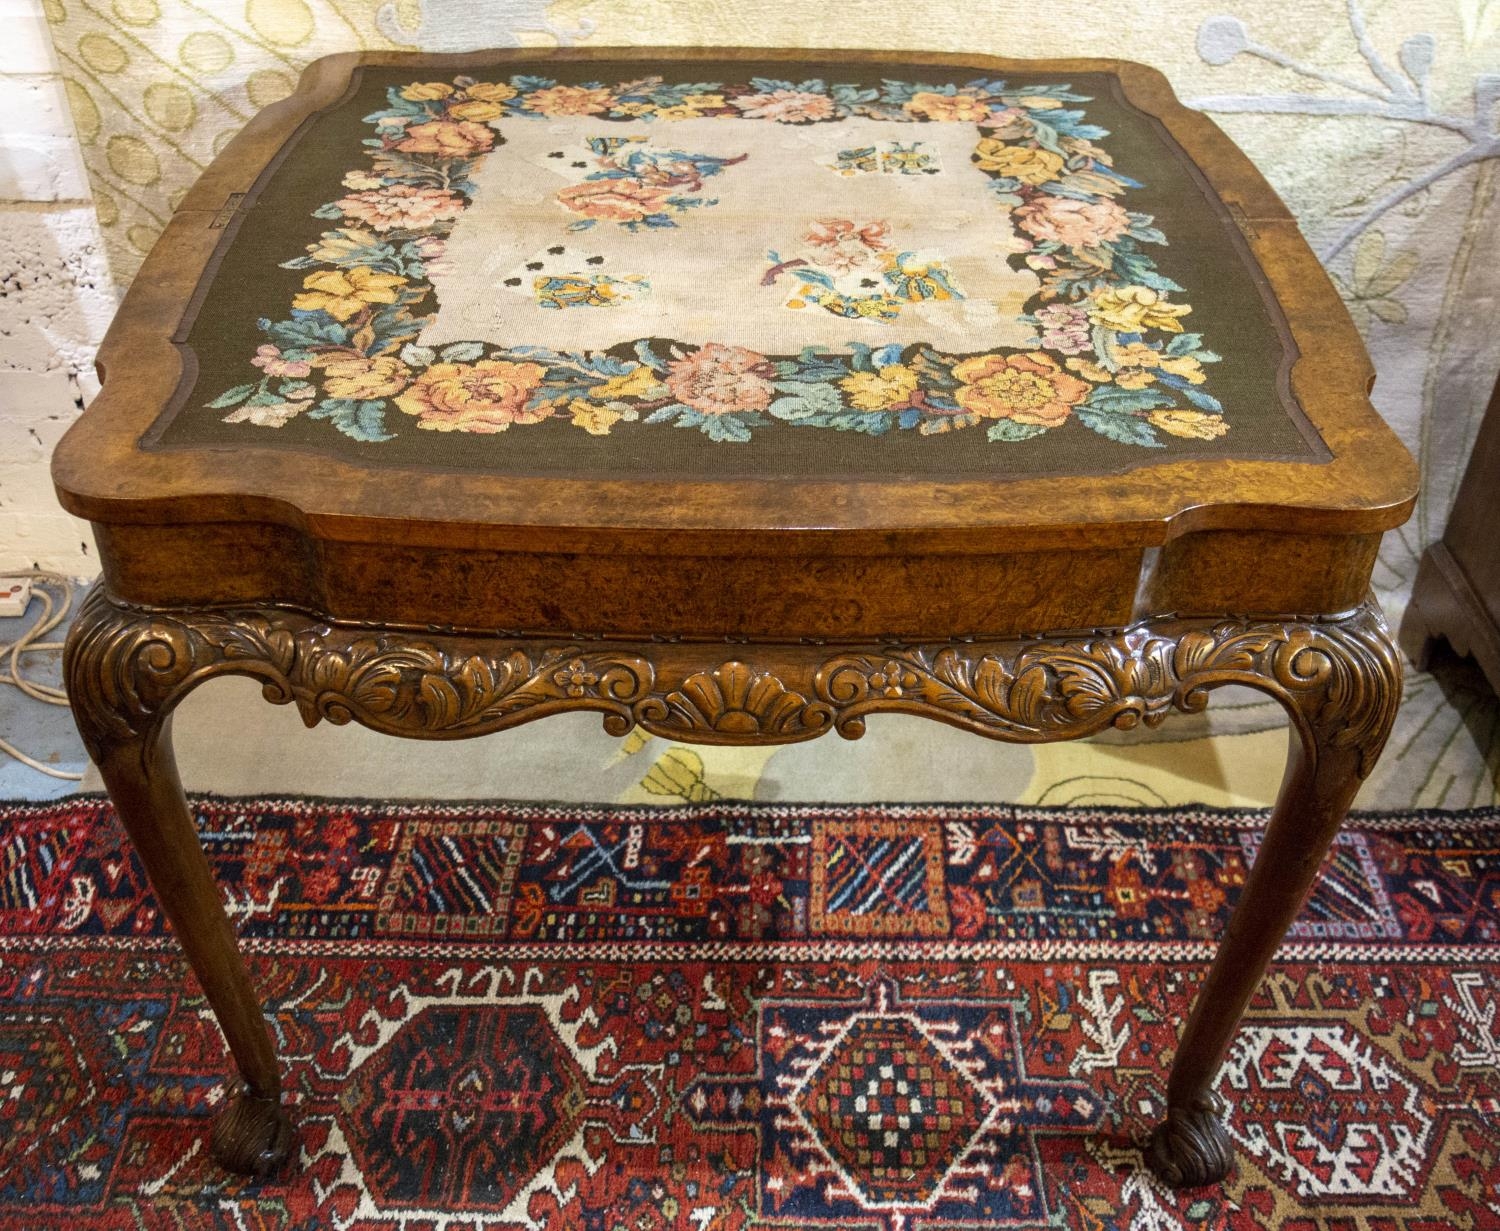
[523,84,613,116]
[1014,196,1131,249]
[334,184,466,232]
[905,91,994,122]
[732,89,835,123]
[803,218,891,273]
[665,345,776,415]
[250,344,310,378]
[394,119,495,156]
[1033,304,1092,355]
[557,178,671,224]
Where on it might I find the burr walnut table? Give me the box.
[54,48,1416,1189]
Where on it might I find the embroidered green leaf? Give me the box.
[1164,333,1206,357]
[1075,407,1164,447]
[769,384,842,420]
[400,343,437,367]
[1085,386,1174,414]
[701,413,752,442]
[309,398,394,442]
[439,342,485,363]
[1174,384,1225,413]
[986,420,1048,442]
[265,316,349,350]
[206,383,255,409]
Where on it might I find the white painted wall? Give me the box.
[0,0,114,576]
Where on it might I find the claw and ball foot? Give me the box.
[1148,1093,1234,1188]
[210,1087,296,1177]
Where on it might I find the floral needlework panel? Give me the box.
[157,62,1324,478]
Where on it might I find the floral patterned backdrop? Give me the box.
[41,0,1500,808]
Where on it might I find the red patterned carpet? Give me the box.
[3,796,1499,1229]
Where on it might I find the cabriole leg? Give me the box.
[1147,608,1402,1187]
[64,589,294,1176]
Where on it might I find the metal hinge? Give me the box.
[1227,200,1259,240]
[209,192,248,228]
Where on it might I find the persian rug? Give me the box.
[3,795,1499,1229]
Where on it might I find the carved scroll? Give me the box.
[65,588,1400,778]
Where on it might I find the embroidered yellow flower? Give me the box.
[1148,408,1229,439]
[292,267,406,321]
[447,99,505,123]
[463,81,518,103]
[1065,358,1112,382]
[400,82,454,101]
[1157,354,1207,384]
[395,360,548,433]
[972,140,1064,184]
[1110,342,1160,387]
[321,355,411,400]
[655,94,728,120]
[523,84,613,116]
[305,228,380,263]
[905,91,993,122]
[568,398,624,436]
[590,365,664,402]
[841,364,919,410]
[1089,285,1191,333]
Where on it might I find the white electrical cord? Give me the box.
[0,571,85,781]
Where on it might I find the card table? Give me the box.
[54,48,1416,1187]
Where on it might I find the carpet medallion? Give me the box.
[1,796,1498,1229]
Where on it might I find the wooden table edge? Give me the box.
[52,46,1418,553]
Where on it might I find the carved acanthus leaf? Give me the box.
[64,590,1400,773]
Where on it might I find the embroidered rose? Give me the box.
[1089,285,1192,333]
[322,355,412,400]
[952,351,1091,427]
[1033,304,1091,355]
[972,139,1064,184]
[980,107,1030,139]
[803,218,890,273]
[395,360,549,432]
[250,344,310,378]
[446,99,505,123]
[292,267,406,320]
[841,364,919,410]
[732,89,835,123]
[905,91,993,122]
[464,81,518,104]
[1014,196,1131,249]
[1148,408,1229,439]
[400,82,454,101]
[523,84,613,116]
[334,184,466,232]
[395,119,494,156]
[557,178,671,224]
[665,345,776,415]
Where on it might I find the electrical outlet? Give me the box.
[0,578,33,618]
